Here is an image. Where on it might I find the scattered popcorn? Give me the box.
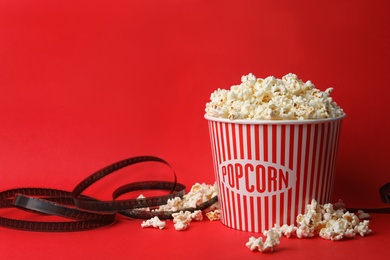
[135,194,150,211]
[264,199,372,242]
[172,210,203,231]
[141,216,166,230]
[205,73,344,120]
[355,220,372,236]
[357,210,370,220]
[158,196,184,212]
[206,210,220,221]
[158,183,218,212]
[333,199,346,211]
[246,229,281,253]
[270,224,297,238]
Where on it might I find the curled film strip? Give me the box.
[0,156,218,231]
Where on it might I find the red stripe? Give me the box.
[220,123,226,162]
[294,125,303,216]
[329,121,342,200]
[280,125,286,166]
[257,196,261,232]
[216,122,223,164]
[221,183,228,226]
[225,185,232,227]
[263,125,268,162]
[301,124,311,212]
[231,123,238,160]
[316,123,324,201]
[287,187,293,224]
[243,195,248,232]
[322,123,331,203]
[236,193,242,230]
[288,125,295,224]
[264,197,269,231]
[225,123,231,161]
[289,125,295,170]
[255,125,260,160]
[272,194,277,227]
[239,124,244,160]
[309,124,319,201]
[324,122,335,202]
[272,125,277,164]
[250,196,254,232]
[230,190,237,229]
[280,192,285,225]
[246,125,252,160]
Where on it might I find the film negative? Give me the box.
[0,156,218,231]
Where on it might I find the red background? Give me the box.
[1,0,389,259]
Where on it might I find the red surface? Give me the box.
[1,0,389,259]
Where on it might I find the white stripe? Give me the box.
[275,194,279,226]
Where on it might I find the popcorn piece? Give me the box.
[205,73,344,120]
[357,210,370,220]
[278,224,297,238]
[246,236,264,252]
[172,210,203,231]
[206,210,220,221]
[355,220,372,237]
[246,229,281,253]
[141,216,166,230]
[135,194,150,211]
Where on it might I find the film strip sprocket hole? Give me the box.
[0,156,216,232]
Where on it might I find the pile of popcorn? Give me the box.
[205,73,344,120]
[246,199,372,253]
[139,184,372,254]
[140,183,220,231]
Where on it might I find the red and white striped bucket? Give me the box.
[205,115,345,233]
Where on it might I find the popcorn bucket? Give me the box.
[205,115,345,233]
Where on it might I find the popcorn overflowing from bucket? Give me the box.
[205,73,344,120]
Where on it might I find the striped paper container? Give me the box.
[205,114,345,233]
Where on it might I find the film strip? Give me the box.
[0,156,218,232]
